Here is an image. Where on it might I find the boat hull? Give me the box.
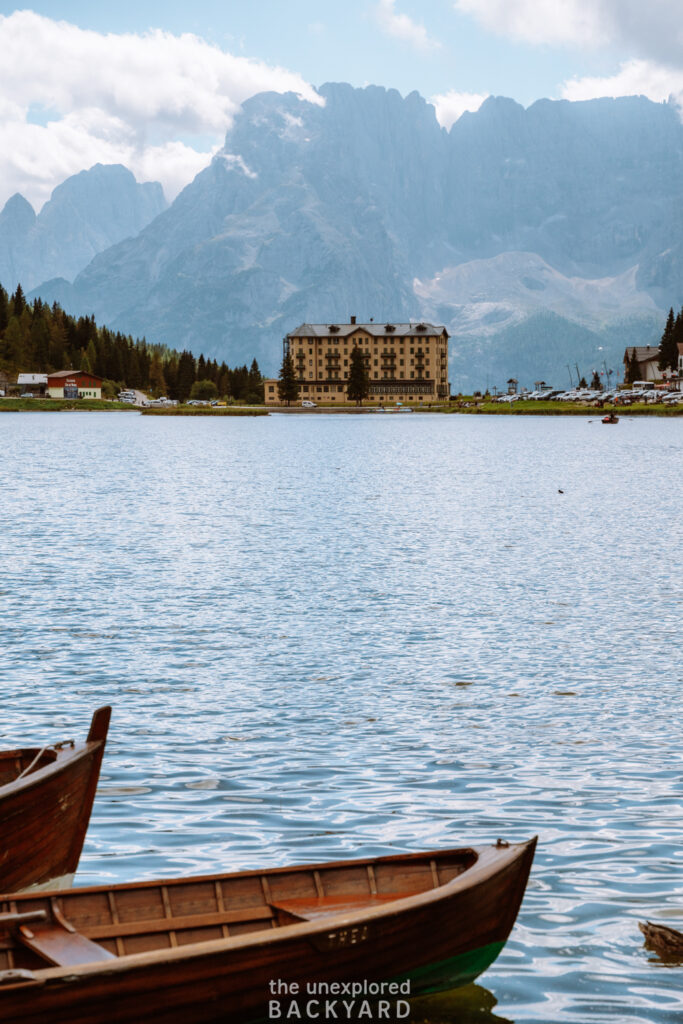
[0,708,110,893]
[0,838,535,1024]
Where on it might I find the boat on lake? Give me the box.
[0,837,535,1023]
[0,707,110,894]
[639,920,683,959]
[602,413,619,424]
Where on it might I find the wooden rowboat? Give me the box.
[0,707,111,894]
[0,836,535,1024]
[639,920,683,959]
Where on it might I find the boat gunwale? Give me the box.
[0,708,111,802]
[0,740,102,800]
[1,838,537,984]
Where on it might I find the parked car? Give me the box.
[19,392,34,398]
[301,400,317,408]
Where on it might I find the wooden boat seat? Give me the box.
[270,894,410,923]
[18,922,115,967]
[16,901,114,967]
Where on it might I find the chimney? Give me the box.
[350,315,356,324]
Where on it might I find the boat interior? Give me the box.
[0,849,478,972]
[0,748,59,787]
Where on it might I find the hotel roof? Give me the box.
[288,321,448,338]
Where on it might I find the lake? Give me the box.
[1,411,682,1023]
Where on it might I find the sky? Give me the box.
[1,1,683,210]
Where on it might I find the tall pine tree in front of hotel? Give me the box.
[347,345,369,406]
[625,348,639,385]
[658,307,677,372]
[277,348,299,405]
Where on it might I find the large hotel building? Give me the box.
[265,317,449,405]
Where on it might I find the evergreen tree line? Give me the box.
[0,281,264,403]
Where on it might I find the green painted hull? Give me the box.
[395,940,507,995]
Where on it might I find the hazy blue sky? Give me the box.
[1,2,681,207]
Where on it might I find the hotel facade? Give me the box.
[265,318,449,405]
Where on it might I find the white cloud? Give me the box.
[375,0,440,52]
[0,10,321,210]
[453,0,683,62]
[453,0,605,47]
[562,59,683,107]
[430,90,488,128]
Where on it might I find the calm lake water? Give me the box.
[1,411,682,1023]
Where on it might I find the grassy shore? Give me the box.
[446,400,683,416]
[141,406,268,416]
[0,398,135,412]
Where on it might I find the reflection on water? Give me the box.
[1,411,682,1023]
[411,984,512,1023]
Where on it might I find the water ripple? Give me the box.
[1,412,682,1023]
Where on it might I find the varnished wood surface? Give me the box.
[0,837,536,1024]
[0,708,111,893]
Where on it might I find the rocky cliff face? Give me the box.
[0,164,166,291]
[30,87,683,386]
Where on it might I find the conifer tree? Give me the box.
[277,348,299,405]
[218,368,231,400]
[149,351,167,396]
[658,307,677,371]
[11,284,26,317]
[177,350,196,402]
[625,349,639,386]
[165,354,179,399]
[248,358,264,402]
[0,283,8,332]
[670,308,683,374]
[590,370,601,390]
[347,344,370,405]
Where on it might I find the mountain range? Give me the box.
[10,85,683,389]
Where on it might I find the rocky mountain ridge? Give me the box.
[26,86,683,388]
[0,164,166,292]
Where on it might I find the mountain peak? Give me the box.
[0,192,36,226]
[0,164,166,292]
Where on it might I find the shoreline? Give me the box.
[3,398,682,417]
